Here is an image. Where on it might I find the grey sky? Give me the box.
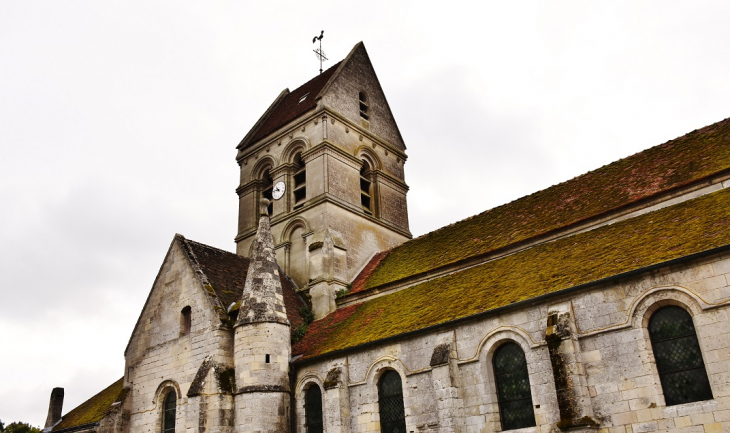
[1,0,729,426]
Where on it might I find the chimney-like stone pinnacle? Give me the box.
[235,198,289,326]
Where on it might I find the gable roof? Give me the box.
[125,235,307,355]
[52,378,126,432]
[293,184,730,361]
[179,235,306,331]
[237,61,342,150]
[359,117,730,290]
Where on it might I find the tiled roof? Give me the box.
[238,62,342,149]
[349,250,392,294]
[293,185,730,361]
[53,378,125,431]
[361,117,730,290]
[181,237,306,331]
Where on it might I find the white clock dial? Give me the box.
[272,181,286,200]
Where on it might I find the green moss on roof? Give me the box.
[295,187,730,360]
[364,117,730,289]
[53,378,125,431]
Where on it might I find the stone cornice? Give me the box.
[235,179,267,197]
[372,170,409,193]
[234,193,412,243]
[301,140,363,169]
[236,107,408,164]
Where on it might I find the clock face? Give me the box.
[272,181,286,200]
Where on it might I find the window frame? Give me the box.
[648,305,713,406]
[377,370,406,433]
[162,391,176,433]
[492,341,536,431]
[304,384,324,433]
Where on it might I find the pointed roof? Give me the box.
[125,234,305,355]
[235,200,290,326]
[238,42,405,150]
[237,61,341,150]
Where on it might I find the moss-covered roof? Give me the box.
[362,117,730,290]
[293,186,730,360]
[53,378,125,431]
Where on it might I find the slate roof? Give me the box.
[238,61,342,150]
[52,378,125,432]
[179,236,306,331]
[293,117,730,361]
[362,117,730,290]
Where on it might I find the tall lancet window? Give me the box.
[493,342,536,431]
[293,152,306,210]
[304,385,324,433]
[649,306,713,405]
[163,391,176,433]
[378,371,406,433]
[360,160,372,215]
[262,168,274,215]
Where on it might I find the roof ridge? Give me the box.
[182,236,240,258]
[361,115,730,289]
[407,117,730,246]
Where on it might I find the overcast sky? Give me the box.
[2,0,729,426]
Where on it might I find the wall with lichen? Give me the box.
[292,250,730,433]
[123,240,235,433]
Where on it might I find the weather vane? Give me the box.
[312,30,327,74]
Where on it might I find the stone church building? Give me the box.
[43,43,730,433]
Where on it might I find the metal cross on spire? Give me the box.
[312,30,327,74]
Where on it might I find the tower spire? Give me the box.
[235,198,289,326]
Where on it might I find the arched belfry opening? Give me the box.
[262,168,274,216]
[360,160,373,215]
[293,152,306,210]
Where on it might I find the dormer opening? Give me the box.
[293,152,306,209]
[360,160,372,215]
[359,92,369,121]
[298,93,309,104]
[262,168,274,216]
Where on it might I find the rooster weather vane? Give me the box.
[312,30,327,74]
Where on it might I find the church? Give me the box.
[42,42,730,433]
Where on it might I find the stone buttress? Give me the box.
[233,198,291,433]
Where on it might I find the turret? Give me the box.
[233,198,291,432]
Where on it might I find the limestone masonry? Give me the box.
[43,42,730,433]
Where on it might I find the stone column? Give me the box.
[545,302,598,432]
[429,342,465,433]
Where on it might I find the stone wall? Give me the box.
[293,250,730,433]
[124,240,235,433]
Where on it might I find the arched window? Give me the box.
[262,168,273,215]
[180,306,191,336]
[304,385,323,433]
[360,160,372,215]
[649,306,713,405]
[162,391,176,433]
[378,370,406,433]
[293,152,306,210]
[493,342,536,431]
[359,92,369,121]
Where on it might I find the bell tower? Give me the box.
[235,42,411,318]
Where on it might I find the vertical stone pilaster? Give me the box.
[545,302,598,432]
[323,367,351,433]
[429,341,465,433]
